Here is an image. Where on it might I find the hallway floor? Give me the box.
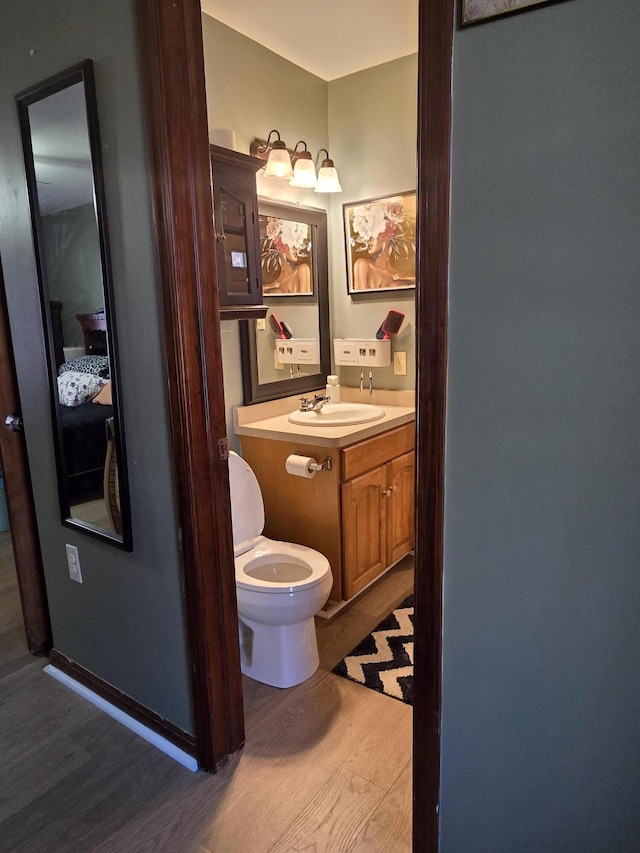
[0,533,413,852]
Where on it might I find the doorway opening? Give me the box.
[201,3,418,847]
[138,0,452,848]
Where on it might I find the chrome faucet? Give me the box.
[299,394,330,413]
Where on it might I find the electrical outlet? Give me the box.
[256,318,266,331]
[66,544,83,583]
[394,351,407,376]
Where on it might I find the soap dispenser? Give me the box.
[325,374,341,403]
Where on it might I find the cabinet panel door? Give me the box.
[386,450,415,566]
[342,466,387,599]
[341,423,414,481]
[210,145,264,313]
[212,170,260,306]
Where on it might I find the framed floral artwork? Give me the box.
[343,191,416,294]
[258,201,323,297]
[461,0,569,27]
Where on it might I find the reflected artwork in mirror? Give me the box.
[239,200,330,405]
[17,59,132,550]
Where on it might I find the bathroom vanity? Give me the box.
[234,390,415,607]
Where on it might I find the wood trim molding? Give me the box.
[135,0,244,771]
[413,0,455,848]
[0,259,51,654]
[49,649,196,754]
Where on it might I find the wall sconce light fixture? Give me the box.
[314,149,342,194]
[250,134,342,193]
[257,129,294,180]
[289,141,317,188]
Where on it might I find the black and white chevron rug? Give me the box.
[332,594,414,705]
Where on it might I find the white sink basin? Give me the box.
[288,402,385,427]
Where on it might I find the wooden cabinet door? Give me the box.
[385,450,415,566]
[342,466,387,599]
[211,167,260,307]
[210,145,265,319]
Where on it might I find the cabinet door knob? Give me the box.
[383,485,397,497]
[216,232,227,242]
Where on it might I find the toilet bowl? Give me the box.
[228,451,332,688]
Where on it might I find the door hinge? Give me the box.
[218,437,230,461]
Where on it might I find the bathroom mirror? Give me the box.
[239,200,330,404]
[17,59,132,550]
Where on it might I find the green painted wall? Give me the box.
[202,14,329,446]
[0,0,192,732]
[202,15,417,440]
[327,55,417,392]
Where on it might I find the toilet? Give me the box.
[228,451,333,688]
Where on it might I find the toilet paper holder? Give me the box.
[292,453,332,472]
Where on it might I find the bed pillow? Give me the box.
[59,355,110,379]
[91,380,112,406]
[58,371,107,408]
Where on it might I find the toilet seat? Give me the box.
[235,536,330,594]
[228,452,265,557]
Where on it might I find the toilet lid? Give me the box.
[228,451,264,551]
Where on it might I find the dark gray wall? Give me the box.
[440,0,640,849]
[0,0,193,732]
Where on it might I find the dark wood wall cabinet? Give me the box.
[210,144,268,320]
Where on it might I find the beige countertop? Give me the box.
[234,389,415,449]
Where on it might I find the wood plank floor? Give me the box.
[0,530,413,852]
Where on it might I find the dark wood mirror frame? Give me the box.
[16,59,132,550]
[238,200,330,405]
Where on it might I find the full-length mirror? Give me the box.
[17,59,132,549]
[239,199,330,404]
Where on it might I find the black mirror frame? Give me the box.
[16,59,132,550]
[239,200,331,405]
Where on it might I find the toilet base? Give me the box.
[238,614,320,688]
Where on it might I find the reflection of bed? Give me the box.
[50,301,112,505]
[61,400,113,504]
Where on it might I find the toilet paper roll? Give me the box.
[209,128,236,150]
[285,454,317,479]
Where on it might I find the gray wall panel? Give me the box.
[0,0,192,732]
[441,1,640,848]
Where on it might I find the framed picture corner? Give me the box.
[460,0,569,28]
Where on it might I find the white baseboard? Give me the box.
[44,664,198,772]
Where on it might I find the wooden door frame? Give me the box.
[0,257,52,654]
[136,6,454,851]
[136,0,244,771]
[414,0,454,847]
